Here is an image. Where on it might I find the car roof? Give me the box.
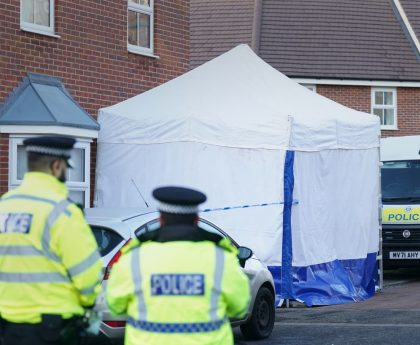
[84,207,158,222]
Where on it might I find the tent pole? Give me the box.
[378,146,384,291]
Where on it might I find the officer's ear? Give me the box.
[50,158,62,174]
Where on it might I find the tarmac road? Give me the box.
[88,269,420,345]
[234,268,420,345]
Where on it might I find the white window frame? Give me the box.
[8,135,91,207]
[20,0,57,37]
[127,0,154,57]
[371,87,398,130]
[301,84,317,92]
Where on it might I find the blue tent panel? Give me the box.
[269,254,377,307]
[269,149,378,307]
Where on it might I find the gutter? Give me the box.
[292,78,420,88]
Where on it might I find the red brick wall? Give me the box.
[0,134,9,196]
[0,0,190,204]
[317,85,420,138]
[390,88,420,137]
[316,85,371,113]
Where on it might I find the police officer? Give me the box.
[0,136,102,345]
[106,186,251,345]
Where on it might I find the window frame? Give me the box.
[8,135,91,207]
[20,0,56,37]
[127,0,154,56]
[371,87,398,130]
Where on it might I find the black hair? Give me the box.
[160,212,198,225]
[27,152,61,172]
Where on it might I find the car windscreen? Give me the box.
[91,226,124,257]
[382,160,420,203]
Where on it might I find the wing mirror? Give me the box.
[237,246,253,267]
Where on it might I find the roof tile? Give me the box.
[258,0,420,80]
[190,0,255,69]
[400,0,420,38]
[191,0,420,81]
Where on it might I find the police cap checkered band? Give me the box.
[158,201,199,214]
[153,186,206,214]
[23,136,76,168]
[25,145,72,159]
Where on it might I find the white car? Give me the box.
[85,208,275,343]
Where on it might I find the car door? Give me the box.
[197,220,257,281]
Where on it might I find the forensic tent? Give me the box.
[95,44,381,306]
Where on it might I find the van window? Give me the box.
[382,160,420,202]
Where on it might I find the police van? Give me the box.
[381,135,420,268]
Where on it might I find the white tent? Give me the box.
[95,44,381,306]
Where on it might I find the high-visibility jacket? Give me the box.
[106,224,251,345]
[0,172,102,324]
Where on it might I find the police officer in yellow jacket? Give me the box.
[106,186,251,345]
[0,136,102,345]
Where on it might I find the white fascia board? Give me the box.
[8,134,93,143]
[292,78,420,88]
[0,126,99,139]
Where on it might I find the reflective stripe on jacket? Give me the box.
[0,172,102,323]
[106,240,250,345]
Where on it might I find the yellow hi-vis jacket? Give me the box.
[0,172,102,323]
[106,229,251,345]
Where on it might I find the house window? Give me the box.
[127,0,154,56]
[9,136,91,207]
[372,88,397,130]
[21,0,55,36]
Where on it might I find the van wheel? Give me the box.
[240,286,275,339]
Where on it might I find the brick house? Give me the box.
[0,0,189,205]
[190,0,420,139]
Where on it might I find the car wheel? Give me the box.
[240,286,275,340]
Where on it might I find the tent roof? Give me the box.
[0,73,99,130]
[99,44,380,151]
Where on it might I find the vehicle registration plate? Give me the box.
[389,251,420,259]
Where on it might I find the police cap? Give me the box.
[23,135,76,168]
[152,186,207,214]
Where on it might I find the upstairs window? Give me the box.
[127,0,154,56]
[21,0,55,36]
[372,88,397,130]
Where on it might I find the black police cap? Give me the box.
[153,186,207,214]
[23,136,76,167]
